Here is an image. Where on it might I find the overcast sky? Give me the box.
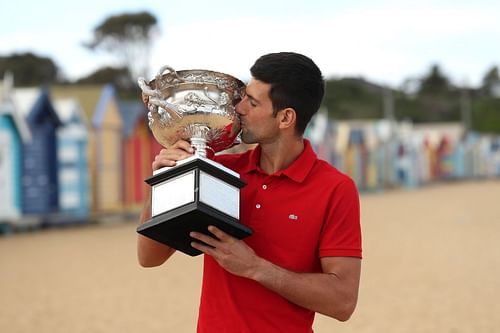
[1,0,499,88]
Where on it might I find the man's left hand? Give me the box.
[190,226,260,279]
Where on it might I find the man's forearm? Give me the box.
[250,257,360,321]
[137,191,175,267]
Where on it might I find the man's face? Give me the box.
[235,79,280,144]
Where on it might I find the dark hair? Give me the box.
[250,52,325,135]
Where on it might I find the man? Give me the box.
[138,52,362,333]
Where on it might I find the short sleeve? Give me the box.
[319,178,362,258]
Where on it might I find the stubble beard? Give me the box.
[240,128,258,145]
[239,117,253,144]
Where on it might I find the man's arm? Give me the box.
[190,226,361,321]
[251,255,360,321]
[137,140,195,267]
[137,190,176,267]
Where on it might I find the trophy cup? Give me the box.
[137,66,253,256]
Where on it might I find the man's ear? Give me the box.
[278,107,296,130]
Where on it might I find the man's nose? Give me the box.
[235,99,244,115]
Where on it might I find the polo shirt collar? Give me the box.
[242,139,317,183]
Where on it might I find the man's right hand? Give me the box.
[152,140,195,171]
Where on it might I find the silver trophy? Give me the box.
[136,66,252,256]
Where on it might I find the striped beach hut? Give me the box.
[13,87,62,216]
[0,73,31,222]
[53,98,90,220]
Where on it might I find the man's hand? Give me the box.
[152,140,194,171]
[190,226,261,279]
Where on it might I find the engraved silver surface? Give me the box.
[138,66,245,157]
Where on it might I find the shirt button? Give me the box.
[262,185,267,190]
[256,204,261,209]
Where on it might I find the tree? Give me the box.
[84,11,159,88]
[481,66,500,97]
[75,66,130,87]
[418,64,450,96]
[322,78,384,120]
[471,98,500,133]
[0,52,60,86]
[416,64,459,122]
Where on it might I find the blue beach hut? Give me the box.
[13,88,62,216]
[53,98,90,220]
[0,73,31,222]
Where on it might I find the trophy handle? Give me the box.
[138,66,185,98]
[157,65,178,77]
[156,65,184,84]
[137,77,156,97]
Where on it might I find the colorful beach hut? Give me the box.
[53,98,90,219]
[0,73,31,221]
[119,101,158,211]
[13,87,61,216]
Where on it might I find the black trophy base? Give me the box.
[137,201,253,256]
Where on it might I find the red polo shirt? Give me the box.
[198,139,362,333]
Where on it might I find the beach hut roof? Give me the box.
[0,71,14,101]
[13,88,41,117]
[0,74,32,142]
[53,98,88,139]
[92,84,118,128]
[13,87,61,126]
[53,98,85,124]
[50,84,106,125]
[118,100,147,138]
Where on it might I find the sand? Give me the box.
[1,179,499,333]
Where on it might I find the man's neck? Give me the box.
[259,136,304,175]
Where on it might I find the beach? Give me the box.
[1,180,499,333]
